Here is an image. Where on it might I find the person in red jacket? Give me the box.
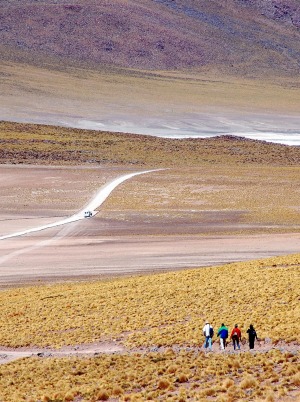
[230,324,242,350]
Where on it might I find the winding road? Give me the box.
[0,166,299,287]
[0,169,160,241]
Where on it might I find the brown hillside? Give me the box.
[1,0,300,76]
[1,121,299,167]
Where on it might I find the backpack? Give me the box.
[210,327,214,337]
[232,330,239,339]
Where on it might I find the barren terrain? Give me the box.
[0,124,299,400]
[1,0,299,146]
[0,161,299,287]
[1,0,300,74]
[1,0,300,398]
[1,63,300,145]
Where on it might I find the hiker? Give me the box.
[230,324,242,350]
[217,323,228,350]
[203,321,214,351]
[247,324,258,349]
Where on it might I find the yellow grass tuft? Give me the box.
[240,375,258,389]
[93,389,110,401]
[63,391,76,401]
[167,365,178,374]
[292,372,300,386]
[111,385,124,396]
[177,373,189,383]
[264,390,275,402]
[157,378,170,390]
[222,377,235,389]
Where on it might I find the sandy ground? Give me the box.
[1,62,300,145]
[1,231,299,287]
[0,164,299,288]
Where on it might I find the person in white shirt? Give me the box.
[203,321,214,351]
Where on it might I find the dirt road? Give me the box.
[0,165,299,288]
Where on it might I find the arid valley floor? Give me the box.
[1,0,300,398]
[0,163,300,287]
[0,121,299,401]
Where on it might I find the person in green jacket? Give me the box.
[217,323,229,350]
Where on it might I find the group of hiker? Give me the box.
[203,321,258,351]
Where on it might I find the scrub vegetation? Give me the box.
[0,253,299,400]
[0,349,299,402]
[1,121,300,167]
[101,166,300,235]
[0,254,299,348]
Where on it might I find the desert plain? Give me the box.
[0,119,299,401]
[1,0,300,399]
[0,161,300,287]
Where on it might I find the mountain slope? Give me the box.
[0,0,299,76]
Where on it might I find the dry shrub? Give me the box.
[145,391,156,400]
[167,365,178,374]
[0,253,299,350]
[292,372,300,386]
[53,393,64,400]
[232,360,241,369]
[64,392,75,401]
[216,397,231,402]
[278,387,288,397]
[111,385,124,396]
[94,389,110,401]
[177,373,189,383]
[284,352,295,360]
[157,378,170,390]
[240,375,258,389]
[201,387,216,397]
[222,377,235,389]
[283,364,297,376]
[264,390,275,402]
[272,373,281,383]
[0,349,299,401]
[178,387,187,400]
[126,372,135,381]
[0,253,299,401]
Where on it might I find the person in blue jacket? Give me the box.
[217,323,229,350]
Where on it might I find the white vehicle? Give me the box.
[84,211,92,218]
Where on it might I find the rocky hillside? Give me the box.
[0,0,299,76]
